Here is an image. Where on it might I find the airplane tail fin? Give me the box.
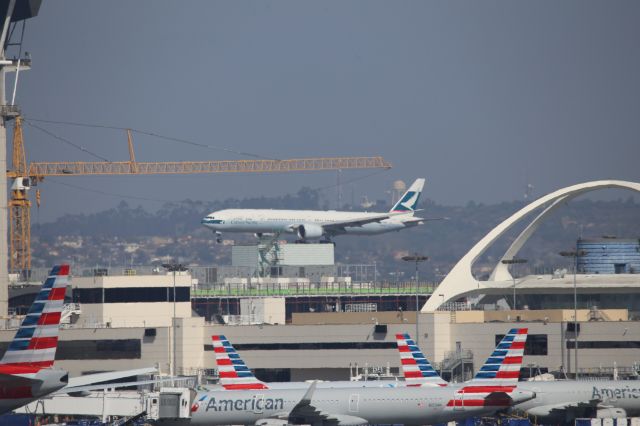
[212,335,269,390]
[468,328,527,386]
[0,265,69,369]
[448,328,528,408]
[390,178,425,213]
[396,333,447,386]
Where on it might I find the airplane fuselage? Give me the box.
[514,380,640,420]
[191,385,533,425]
[202,209,417,237]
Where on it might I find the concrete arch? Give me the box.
[422,180,640,312]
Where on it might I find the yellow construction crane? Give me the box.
[7,116,392,274]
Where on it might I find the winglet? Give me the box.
[395,333,447,386]
[0,265,69,370]
[211,335,269,390]
[300,381,317,404]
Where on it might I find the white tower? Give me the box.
[0,1,41,316]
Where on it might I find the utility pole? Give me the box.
[559,250,586,379]
[500,258,528,310]
[401,254,428,347]
[162,262,187,377]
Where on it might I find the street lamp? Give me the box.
[500,258,528,310]
[401,254,429,347]
[558,250,586,379]
[162,262,188,377]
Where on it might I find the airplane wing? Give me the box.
[58,376,179,395]
[61,367,157,393]
[529,399,601,418]
[320,212,405,233]
[269,382,368,426]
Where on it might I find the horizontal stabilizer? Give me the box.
[64,367,158,390]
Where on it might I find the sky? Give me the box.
[10,1,640,221]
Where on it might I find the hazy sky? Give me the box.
[12,1,640,220]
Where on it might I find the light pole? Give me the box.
[559,250,586,379]
[501,258,528,310]
[401,254,429,347]
[162,262,187,377]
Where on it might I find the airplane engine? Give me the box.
[597,407,627,418]
[297,223,324,239]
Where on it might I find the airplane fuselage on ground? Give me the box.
[514,380,640,420]
[191,385,534,425]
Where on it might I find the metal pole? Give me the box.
[512,275,516,310]
[415,260,419,348]
[173,269,177,377]
[574,255,578,379]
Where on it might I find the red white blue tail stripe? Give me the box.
[447,328,528,408]
[0,265,69,373]
[211,335,269,390]
[395,333,447,386]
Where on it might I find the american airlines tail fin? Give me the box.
[0,265,69,370]
[390,178,425,213]
[468,328,528,387]
[395,333,447,387]
[211,335,269,390]
[446,328,528,409]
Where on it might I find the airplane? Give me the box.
[0,265,70,414]
[395,334,640,422]
[191,329,535,425]
[511,380,640,421]
[201,178,426,242]
[0,264,160,414]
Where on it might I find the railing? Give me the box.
[437,301,472,311]
[192,281,436,297]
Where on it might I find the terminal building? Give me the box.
[2,179,640,386]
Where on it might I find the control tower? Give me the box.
[0,0,41,316]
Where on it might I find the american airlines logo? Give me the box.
[592,386,640,400]
[205,396,284,412]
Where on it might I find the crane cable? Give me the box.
[22,117,278,160]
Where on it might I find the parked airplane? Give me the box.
[0,265,70,414]
[191,329,534,425]
[201,178,426,242]
[512,380,640,422]
[0,265,160,413]
[395,333,640,422]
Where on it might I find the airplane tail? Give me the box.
[390,178,425,213]
[211,335,269,390]
[468,328,527,387]
[0,265,69,370]
[446,328,528,409]
[395,333,447,386]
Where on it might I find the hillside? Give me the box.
[31,189,640,281]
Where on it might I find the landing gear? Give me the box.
[215,231,222,243]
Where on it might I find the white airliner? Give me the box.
[202,178,426,242]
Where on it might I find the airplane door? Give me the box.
[254,394,264,414]
[348,394,360,413]
[453,391,465,411]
